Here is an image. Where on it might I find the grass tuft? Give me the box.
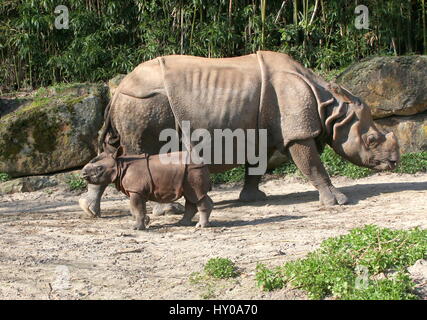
[0,172,10,182]
[204,257,239,279]
[255,225,426,300]
[66,173,87,191]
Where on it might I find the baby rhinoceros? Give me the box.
[81,147,213,230]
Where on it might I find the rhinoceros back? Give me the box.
[158,54,262,131]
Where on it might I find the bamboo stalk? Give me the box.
[261,0,267,49]
[308,0,319,26]
[293,0,298,25]
[189,4,196,47]
[275,0,286,24]
[423,0,426,54]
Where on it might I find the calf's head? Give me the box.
[326,84,400,171]
[81,147,124,185]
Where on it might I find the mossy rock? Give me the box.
[108,74,126,98]
[0,83,108,177]
[337,56,427,119]
[375,112,427,154]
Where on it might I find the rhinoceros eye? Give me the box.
[366,134,378,147]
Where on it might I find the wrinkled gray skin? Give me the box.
[79,52,400,217]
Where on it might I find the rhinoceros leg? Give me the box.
[79,183,107,217]
[239,164,267,202]
[288,139,348,206]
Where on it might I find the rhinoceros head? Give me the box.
[326,84,400,171]
[81,146,124,185]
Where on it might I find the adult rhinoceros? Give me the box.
[79,51,399,217]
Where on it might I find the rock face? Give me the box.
[337,55,427,154]
[0,176,58,195]
[337,55,427,119]
[375,113,427,154]
[0,84,108,177]
[108,74,126,97]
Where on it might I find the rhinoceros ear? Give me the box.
[112,145,124,160]
[328,83,352,103]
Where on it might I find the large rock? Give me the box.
[108,74,126,97]
[0,176,58,195]
[337,56,427,119]
[375,112,427,154]
[0,84,108,177]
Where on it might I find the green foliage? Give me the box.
[210,166,245,184]
[345,273,417,300]
[272,145,372,179]
[272,161,298,176]
[395,152,427,174]
[272,147,427,181]
[255,263,285,291]
[204,257,238,279]
[189,257,239,299]
[212,148,426,184]
[66,173,87,191]
[1,1,426,92]
[0,173,10,182]
[320,146,372,179]
[255,225,427,300]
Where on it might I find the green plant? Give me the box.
[272,162,298,175]
[0,172,10,182]
[66,173,87,191]
[255,225,427,300]
[2,1,425,92]
[189,263,239,300]
[204,257,239,279]
[395,152,427,174]
[255,263,284,291]
[320,146,372,179]
[210,166,245,184]
[214,148,426,184]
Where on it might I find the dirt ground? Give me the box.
[0,172,426,300]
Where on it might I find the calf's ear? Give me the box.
[112,145,125,160]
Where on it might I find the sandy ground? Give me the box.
[0,172,426,300]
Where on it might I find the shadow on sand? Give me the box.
[214,181,427,210]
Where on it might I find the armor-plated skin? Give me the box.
[81,148,212,229]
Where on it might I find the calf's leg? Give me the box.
[129,193,150,230]
[178,200,198,226]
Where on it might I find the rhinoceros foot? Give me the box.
[133,215,150,230]
[319,186,348,206]
[195,221,210,228]
[239,188,267,202]
[78,197,101,218]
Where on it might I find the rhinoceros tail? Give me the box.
[97,100,120,154]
